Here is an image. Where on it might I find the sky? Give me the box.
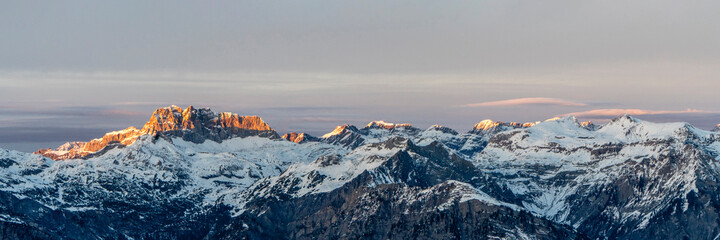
[1,0,720,152]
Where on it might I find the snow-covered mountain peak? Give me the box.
[545,116,594,130]
[493,114,713,149]
[363,120,413,130]
[531,115,586,132]
[470,119,536,135]
[425,125,459,135]
[601,114,651,130]
[321,124,359,138]
[492,115,595,149]
[473,119,503,131]
[613,113,639,123]
[545,115,577,123]
[594,115,704,142]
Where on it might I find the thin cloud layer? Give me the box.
[561,108,714,118]
[464,98,587,107]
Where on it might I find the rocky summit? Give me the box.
[1,106,719,239]
[35,105,277,160]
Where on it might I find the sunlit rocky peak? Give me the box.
[472,119,536,132]
[322,124,357,138]
[35,105,275,160]
[364,120,413,129]
[281,132,319,143]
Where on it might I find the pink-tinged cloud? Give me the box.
[464,98,587,107]
[561,108,715,118]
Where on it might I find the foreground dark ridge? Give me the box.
[0,106,717,239]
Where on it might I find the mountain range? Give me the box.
[1,105,720,239]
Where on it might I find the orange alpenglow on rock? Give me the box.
[282,132,304,143]
[472,119,501,131]
[364,121,413,130]
[216,112,271,131]
[140,105,185,133]
[35,105,275,160]
[281,132,318,143]
[471,119,537,133]
[322,124,356,138]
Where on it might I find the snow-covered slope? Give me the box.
[3,135,344,211]
[2,108,720,239]
[0,133,347,239]
[474,115,720,238]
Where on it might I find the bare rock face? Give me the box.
[139,105,276,143]
[84,127,141,151]
[36,105,277,160]
[281,132,319,143]
[35,127,141,160]
[140,105,271,133]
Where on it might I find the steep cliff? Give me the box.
[36,105,277,160]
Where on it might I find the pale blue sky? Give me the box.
[1,1,719,151]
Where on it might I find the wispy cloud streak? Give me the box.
[464,98,587,107]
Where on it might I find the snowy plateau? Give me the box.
[1,105,720,239]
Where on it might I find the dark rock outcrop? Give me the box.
[217,178,582,240]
